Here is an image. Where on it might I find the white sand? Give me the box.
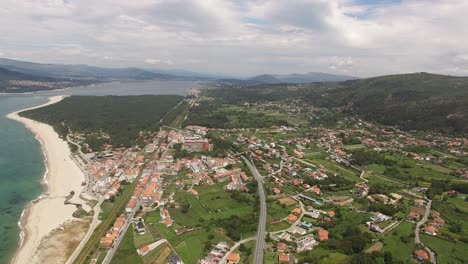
[7,96,88,264]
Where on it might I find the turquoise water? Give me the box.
[0,96,48,264]
[0,80,195,263]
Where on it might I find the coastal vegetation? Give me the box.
[20,95,184,150]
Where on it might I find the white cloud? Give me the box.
[145,58,174,65]
[0,0,467,77]
[144,59,161,64]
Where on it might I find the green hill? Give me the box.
[308,72,468,132]
[204,72,468,133]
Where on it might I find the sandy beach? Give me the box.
[7,96,90,264]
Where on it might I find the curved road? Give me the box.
[242,156,267,264]
[415,200,437,264]
[218,237,256,264]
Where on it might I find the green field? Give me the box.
[431,194,468,240]
[303,158,361,183]
[421,234,468,264]
[170,228,233,263]
[111,228,143,264]
[169,183,254,227]
[381,221,415,263]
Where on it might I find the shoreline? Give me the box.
[7,96,89,264]
[0,87,70,96]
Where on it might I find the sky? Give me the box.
[0,0,467,77]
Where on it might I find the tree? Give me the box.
[449,221,463,234]
[204,241,212,251]
[384,251,393,264]
[349,253,376,264]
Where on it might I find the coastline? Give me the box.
[0,87,70,96]
[6,96,90,264]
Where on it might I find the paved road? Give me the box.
[415,200,437,264]
[101,201,141,264]
[242,156,267,264]
[292,157,317,168]
[103,134,175,263]
[66,198,104,264]
[218,237,256,264]
[271,198,305,235]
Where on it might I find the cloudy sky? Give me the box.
[1,0,467,77]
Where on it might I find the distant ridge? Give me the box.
[217,72,357,85]
[0,58,186,81]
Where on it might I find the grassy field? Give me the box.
[267,200,297,221]
[431,194,468,240]
[298,247,350,264]
[171,228,234,263]
[239,240,255,264]
[174,235,203,262]
[421,234,468,264]
[149,244,172,264]
[169,183,254,228]
[111,228,143,264]
[133,226,155,248]
[303,158,361,183]
[144,183,255,263]
[381,221,415,263]
[362,152,457,184]
[268,221,290,232]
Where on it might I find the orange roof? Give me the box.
[424,226,437,233]
[140,245,150,252]
[99,236,115,247]
[327,211,335,217]
[132,186,143,198]
[227,252,240,261]
[415,249,429,260]
[311,186,321,194]
[292,208,302,215]
[287,214,298,222]
[143,182,158,197]
[162,219,173,227]
[318,228,329,241]
[113,220,124,231]
[278,253,290,262]
[116,216,125,223]
[126,198,137,210]
[409,212,420,218]
[277,242,287,251]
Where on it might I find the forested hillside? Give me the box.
[203,73,468,133]
[309,73,468,132]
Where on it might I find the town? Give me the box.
[65,91,467,264]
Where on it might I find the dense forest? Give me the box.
[20,95,184,149]
[204,72,468,133]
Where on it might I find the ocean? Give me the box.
[0,80,196,263]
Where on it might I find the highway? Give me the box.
[241,156,267,264]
